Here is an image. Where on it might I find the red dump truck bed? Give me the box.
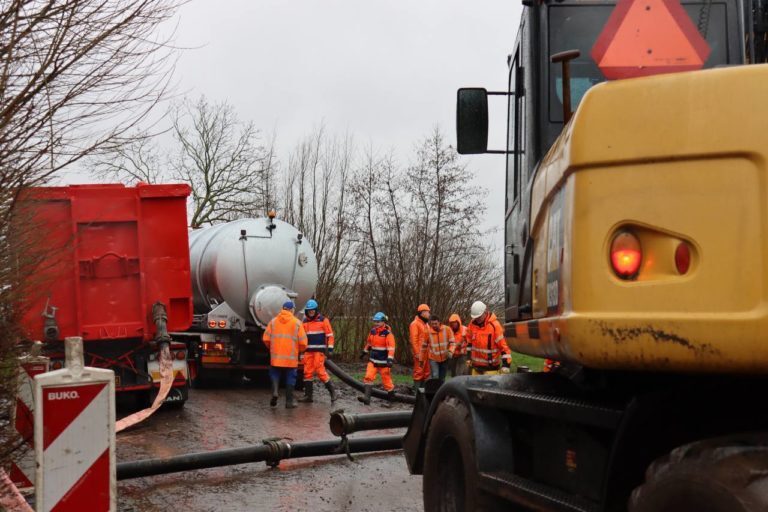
[19,183,193,343]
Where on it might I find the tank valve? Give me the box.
[267,210,277,233]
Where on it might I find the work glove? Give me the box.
[500,366,511,374]
[323,346,329,357]
[501,359,511,374]
[387,358,393,368]
[359,350,368,361]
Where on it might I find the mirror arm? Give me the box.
[486,150,518,155]
[550,50,581,124]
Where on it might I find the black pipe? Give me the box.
[324,359,416,404]
[117,435,403,480]
[329,410,412,437]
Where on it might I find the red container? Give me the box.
[18,184,193,343]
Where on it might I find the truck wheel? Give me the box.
[629,435,768,512]
[423,396,504,512]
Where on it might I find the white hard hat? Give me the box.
[470,301,487,319]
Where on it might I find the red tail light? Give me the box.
[610,231,642,279]
[675,241,691,275]
[175,350,186,360]
[52,360,63,370]
[208,320,216,328]
[218,320,227,328]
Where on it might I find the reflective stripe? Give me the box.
[272,354,298,362]
[472,348,494,354]
[306,330,325,335]
[270,333,297,340]
[494,336,505,344]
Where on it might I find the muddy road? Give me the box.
[116,380,422,512]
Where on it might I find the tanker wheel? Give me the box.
[423,396,506,512]
[629,434,768,512]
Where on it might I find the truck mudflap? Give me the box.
[403,390,431,474]
[403,378,474,474]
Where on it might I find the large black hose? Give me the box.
[330,410,412,436]
[117,435,403,480]
[324,359,416,404]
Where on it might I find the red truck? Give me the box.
[17,184,194,407]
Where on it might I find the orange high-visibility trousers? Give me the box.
[363,362,394,391]
[303,352,330,383]
[412,356,430,381]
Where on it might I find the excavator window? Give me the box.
[547,2,733,123]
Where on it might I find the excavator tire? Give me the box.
[629,434,768,512]
[423,396,507,512]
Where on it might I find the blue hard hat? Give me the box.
[372,312,386,322]
[305,299,318,311]
[282,300,295,310]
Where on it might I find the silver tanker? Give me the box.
[174,215,318,380]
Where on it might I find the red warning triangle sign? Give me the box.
[591,0,711,80]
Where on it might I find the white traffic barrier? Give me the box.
[34,337,116,512]
[9,342,49,490]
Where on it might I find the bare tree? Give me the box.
[171,96,274,228]
[281,126,357,318]
[91,135,165,184]
[349,127,502,362]
[0,0,183,476]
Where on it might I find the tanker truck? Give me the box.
[172,212,318,384]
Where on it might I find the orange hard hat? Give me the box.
[448,313,462,324]
[417,304,430,313]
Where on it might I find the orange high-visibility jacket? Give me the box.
[303,314,334,353]
[427,324,455,362]
[449,314,468,356]
[467,313,512,368]
[262,310,308,368]
[364,324,396,368]
[409,316,429,361]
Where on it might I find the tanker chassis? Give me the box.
[172,213,318,384]
[405,1,768,511]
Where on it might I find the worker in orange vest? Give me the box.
[466,301,512,376]
[298,299,338,403]
[359,311,396,407]
[426,315,455,383]
[409,303,431,393]
[262,301,308,409]
[447,313,469,377]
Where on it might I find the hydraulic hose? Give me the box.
[324,359,416,404]
[329,410,412,437]
[116,435,403,480]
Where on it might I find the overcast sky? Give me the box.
[65,1,523,241]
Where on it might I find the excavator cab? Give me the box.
[457,0,749,323]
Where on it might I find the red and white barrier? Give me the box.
[34,337,115,512]
[9,342,49,490]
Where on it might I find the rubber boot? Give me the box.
[324,381,338,403]
[381,390,395,409]
[298,381,314,403]
[270,378,279,407]
[357,384,372,405]
[285,387,297,409]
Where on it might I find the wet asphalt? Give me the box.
[116,380,422,512]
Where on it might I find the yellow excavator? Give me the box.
[404,0,768,510]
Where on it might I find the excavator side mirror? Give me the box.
[456,88,489,154]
